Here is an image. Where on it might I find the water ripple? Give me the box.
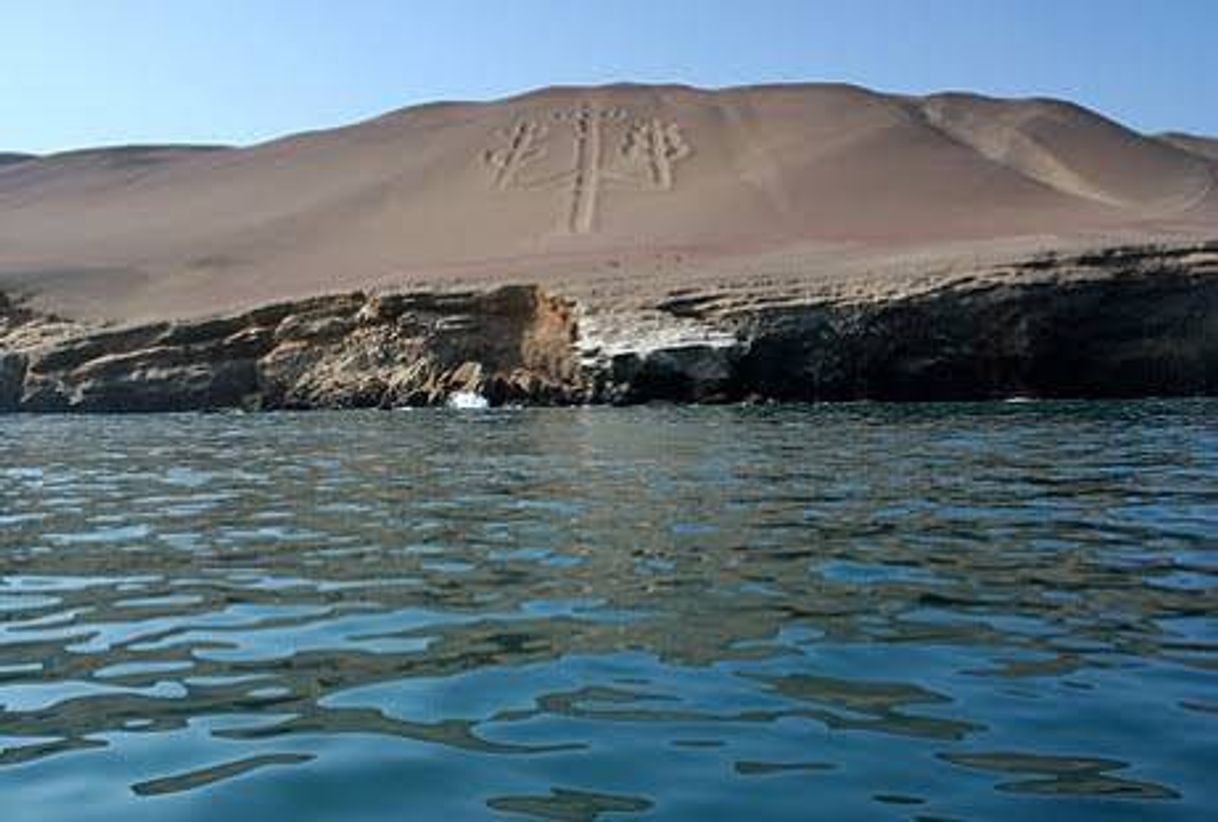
[0,402,1215,820]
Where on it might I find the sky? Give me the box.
[2,0,1215,154]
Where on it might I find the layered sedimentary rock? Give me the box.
[0,286,580,412]
[2,242,1214,411]
[595,242,1218,403]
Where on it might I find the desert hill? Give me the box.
[0,83,1214,323]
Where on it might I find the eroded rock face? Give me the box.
[588,242,1218,403]
[1,285,583,412]
[1,243,1215,411]
[735,265,1218,401]
[0,293,33,411]
[257,286,581,408]
[0,352,25,411]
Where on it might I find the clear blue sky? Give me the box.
[2,0,1215,153]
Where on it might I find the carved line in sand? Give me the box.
[484,104,692,234]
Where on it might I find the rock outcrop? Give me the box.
[587,241,1218,403]
[1,242,1215,411]
[1,286,581,412]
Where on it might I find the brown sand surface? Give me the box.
[1,83,1214,323]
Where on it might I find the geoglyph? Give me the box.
[485,104,692,234]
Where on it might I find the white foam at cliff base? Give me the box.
[447,391,489,410]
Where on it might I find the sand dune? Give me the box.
[1161,132,1218,162]
[920,94,1212,211]
[0,83,1214,322]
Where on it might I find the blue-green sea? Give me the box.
[0,402,1215,821]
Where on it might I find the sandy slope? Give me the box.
[1161,132,1218,163]
[0,83,1214,323]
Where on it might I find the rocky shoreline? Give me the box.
[1,241,1215,412]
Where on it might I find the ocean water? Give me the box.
[0,402,1215,821]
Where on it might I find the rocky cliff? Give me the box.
[594,241,1218,403]
[1,241,1214,412]
[0,286,581,412]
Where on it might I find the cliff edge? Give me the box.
[2,242,1214,411]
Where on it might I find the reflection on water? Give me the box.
[0,402,1215,821]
